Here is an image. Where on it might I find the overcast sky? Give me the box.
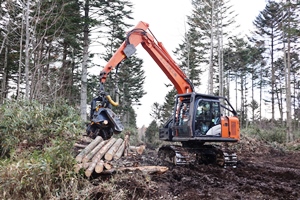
[128,0,266,128]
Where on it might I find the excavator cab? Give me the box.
[159,92,240,144]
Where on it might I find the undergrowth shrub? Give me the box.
[244,125,286,143]
[0,100,83,157]
[0,100,93,199]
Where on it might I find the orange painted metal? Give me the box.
[99,21,193,95]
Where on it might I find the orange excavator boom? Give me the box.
[99,21,194,95]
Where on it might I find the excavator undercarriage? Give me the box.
[158,143,237,168]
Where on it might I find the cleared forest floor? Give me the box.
[89,136,300,200]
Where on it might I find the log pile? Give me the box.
[74,133,166,177]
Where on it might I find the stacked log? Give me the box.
[74,134,131,177]
[74,133,168,176]
[75,136,103,163]
[105,138,123,161]
[114,134,129,160]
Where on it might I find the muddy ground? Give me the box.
[90,136,300,200]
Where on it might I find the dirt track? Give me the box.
[89,136,300,200]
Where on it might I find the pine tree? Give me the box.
[150,102,163,125]
[0,0,23,103]
[160,88,177,125]
[281,0,300,141]
[173,26,204,89]
[145,120,159,147]
[252,1,283,122]
[188,0,238,95]
[99,0,146,128]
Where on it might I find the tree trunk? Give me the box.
[285,2,293,142]
[80,0,89,122]
[17,12,25,100]
[25,0,30,100]
[0,46,8,103]
[208,7,214,95]
[271,33,275,122]
[259,63,263,124]
[114,141,125,160]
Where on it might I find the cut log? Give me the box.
[104,138,123,161]
[85,162,97,177]
[95,160,104,173]
[85,138,116,176]
[82,139,108,163]
[129,145,146,155]
[74,162,91,173]
[114,141,125,160]
[123,134,130,157]
[102,166,169,175]
[92,138,116,162]
[104,162,112,170]
[75,136,103,163]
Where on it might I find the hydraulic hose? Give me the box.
[106,95,119,107]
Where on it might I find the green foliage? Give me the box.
[144,120,162,149]
[0,140,91,199]
[99,1,145,128]
[0,100,83,157]
[160,88,177,124]
[243,122,300,152]
[173,26,204,88]
[244,121,300,144]
[0,100,93,199]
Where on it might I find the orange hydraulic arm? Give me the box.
[99,21,194,95]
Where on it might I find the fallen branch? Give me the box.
[102,166,169,175]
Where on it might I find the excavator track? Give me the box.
[158,145,237,168]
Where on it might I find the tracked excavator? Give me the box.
[87,21,240,167]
